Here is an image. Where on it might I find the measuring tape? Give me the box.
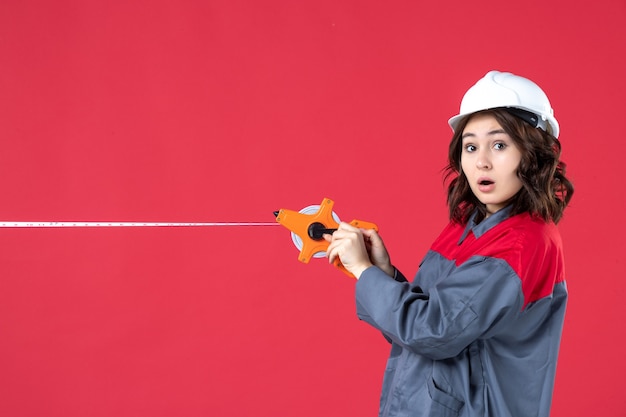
[2,198,376,278]
[275,198,378,278]
[0,222,279,228]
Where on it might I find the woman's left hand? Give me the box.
[324,222,373,279]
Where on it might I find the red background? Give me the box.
[1,1,625,416]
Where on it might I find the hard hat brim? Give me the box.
[447,106,559,138]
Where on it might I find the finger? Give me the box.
[361,227,381,242]
[337,222,360,233]
[325,239,340,264]
[362,228,385,249]
[333,223,365,243]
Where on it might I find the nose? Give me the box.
[476,149,491,169]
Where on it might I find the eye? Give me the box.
[493,142,507,150]
[463,144,476,153]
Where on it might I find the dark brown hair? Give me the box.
[444,108,574,224]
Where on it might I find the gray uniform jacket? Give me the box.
[355,207,567,417]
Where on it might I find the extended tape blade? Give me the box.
[0,221,279,228]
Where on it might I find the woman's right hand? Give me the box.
[360,228,394,278]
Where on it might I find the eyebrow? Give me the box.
[461,129,507,140]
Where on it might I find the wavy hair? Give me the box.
[444,108,574,224]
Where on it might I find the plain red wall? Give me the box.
[1,1,625,416]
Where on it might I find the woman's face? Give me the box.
[460,113,523,216]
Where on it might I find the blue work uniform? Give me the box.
[355,207,567,417]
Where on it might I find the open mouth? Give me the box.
[477,178,495,192]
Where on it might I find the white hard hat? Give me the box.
[448,71,559,138]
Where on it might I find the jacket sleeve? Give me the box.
[355,254,525,360]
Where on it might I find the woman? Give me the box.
[325,71,574,417]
